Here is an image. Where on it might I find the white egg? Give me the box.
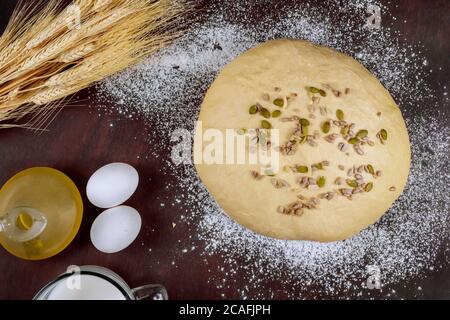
[90,206,142,253]
[86,163,139,208]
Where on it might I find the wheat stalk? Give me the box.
[57,42,96,63]
[0,0,186,128]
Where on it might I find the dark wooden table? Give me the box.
[0,0,449,300]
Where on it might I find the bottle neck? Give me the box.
[0,207,47,242]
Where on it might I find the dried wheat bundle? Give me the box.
[0,0,184,128]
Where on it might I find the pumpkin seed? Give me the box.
[356,129,368,138]
[321,121,331,134]
[272,110,282,118]
[297,166,309,173]
[301,125,309,135]
[367,164,375,175]
[340,125,350,135]
[336,109,344,121]
[316,176,326,188]
[299,118,310,126]
[308,86,320,94]
[260,107,271,119]
[308,86,326,97]
[236,128,247,135]
[312,162,324,170]
[364,182,373,192]
[348,137,360,145]
[273,98,284,107]
[261,120,272,129]
[380,129,388,140]
[346,179,358,188]
[249,105,258,114]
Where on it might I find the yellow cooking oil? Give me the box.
[0,167,83,260]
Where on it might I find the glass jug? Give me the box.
[34,265,168,300]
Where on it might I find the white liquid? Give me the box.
[47,274,127,300]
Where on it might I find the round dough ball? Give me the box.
[194,39,410,242]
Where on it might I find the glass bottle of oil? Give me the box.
[0,167,83,260]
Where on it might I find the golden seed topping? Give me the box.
[346,179,358,188]
[273,98,284,107]
[260,107,271,119]
[299,118,310,126]
[297,166,309,173]
[364,182,374,192]
[261,120,272,129]
[272,110,282,118]
[321,121,331,134]
[316,176,326,188]
[249,105,258,114]
[336,109,344,121]
[356,129,368,138]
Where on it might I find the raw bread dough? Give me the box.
[194,39,410,242]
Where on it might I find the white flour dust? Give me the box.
[95,0,450,298]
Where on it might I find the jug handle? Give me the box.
[131,284,168,300]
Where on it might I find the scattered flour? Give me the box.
[95,0,450,298]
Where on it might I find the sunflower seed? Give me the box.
[355,173,363,180]
[297,194,306,200]
[271,178,290,189]
[347,168,354,177]
[339,188,353,196]
[338,142,349,152]
[277,206,286,214]
[357,165,365,173]
[280,116,297,122]
[352,187,363,194]
[307,138,318,147]
[251,170,264,180]
[325,133,339,143]
[354,145,364,155]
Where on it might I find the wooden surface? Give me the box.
[0,0,449,300]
